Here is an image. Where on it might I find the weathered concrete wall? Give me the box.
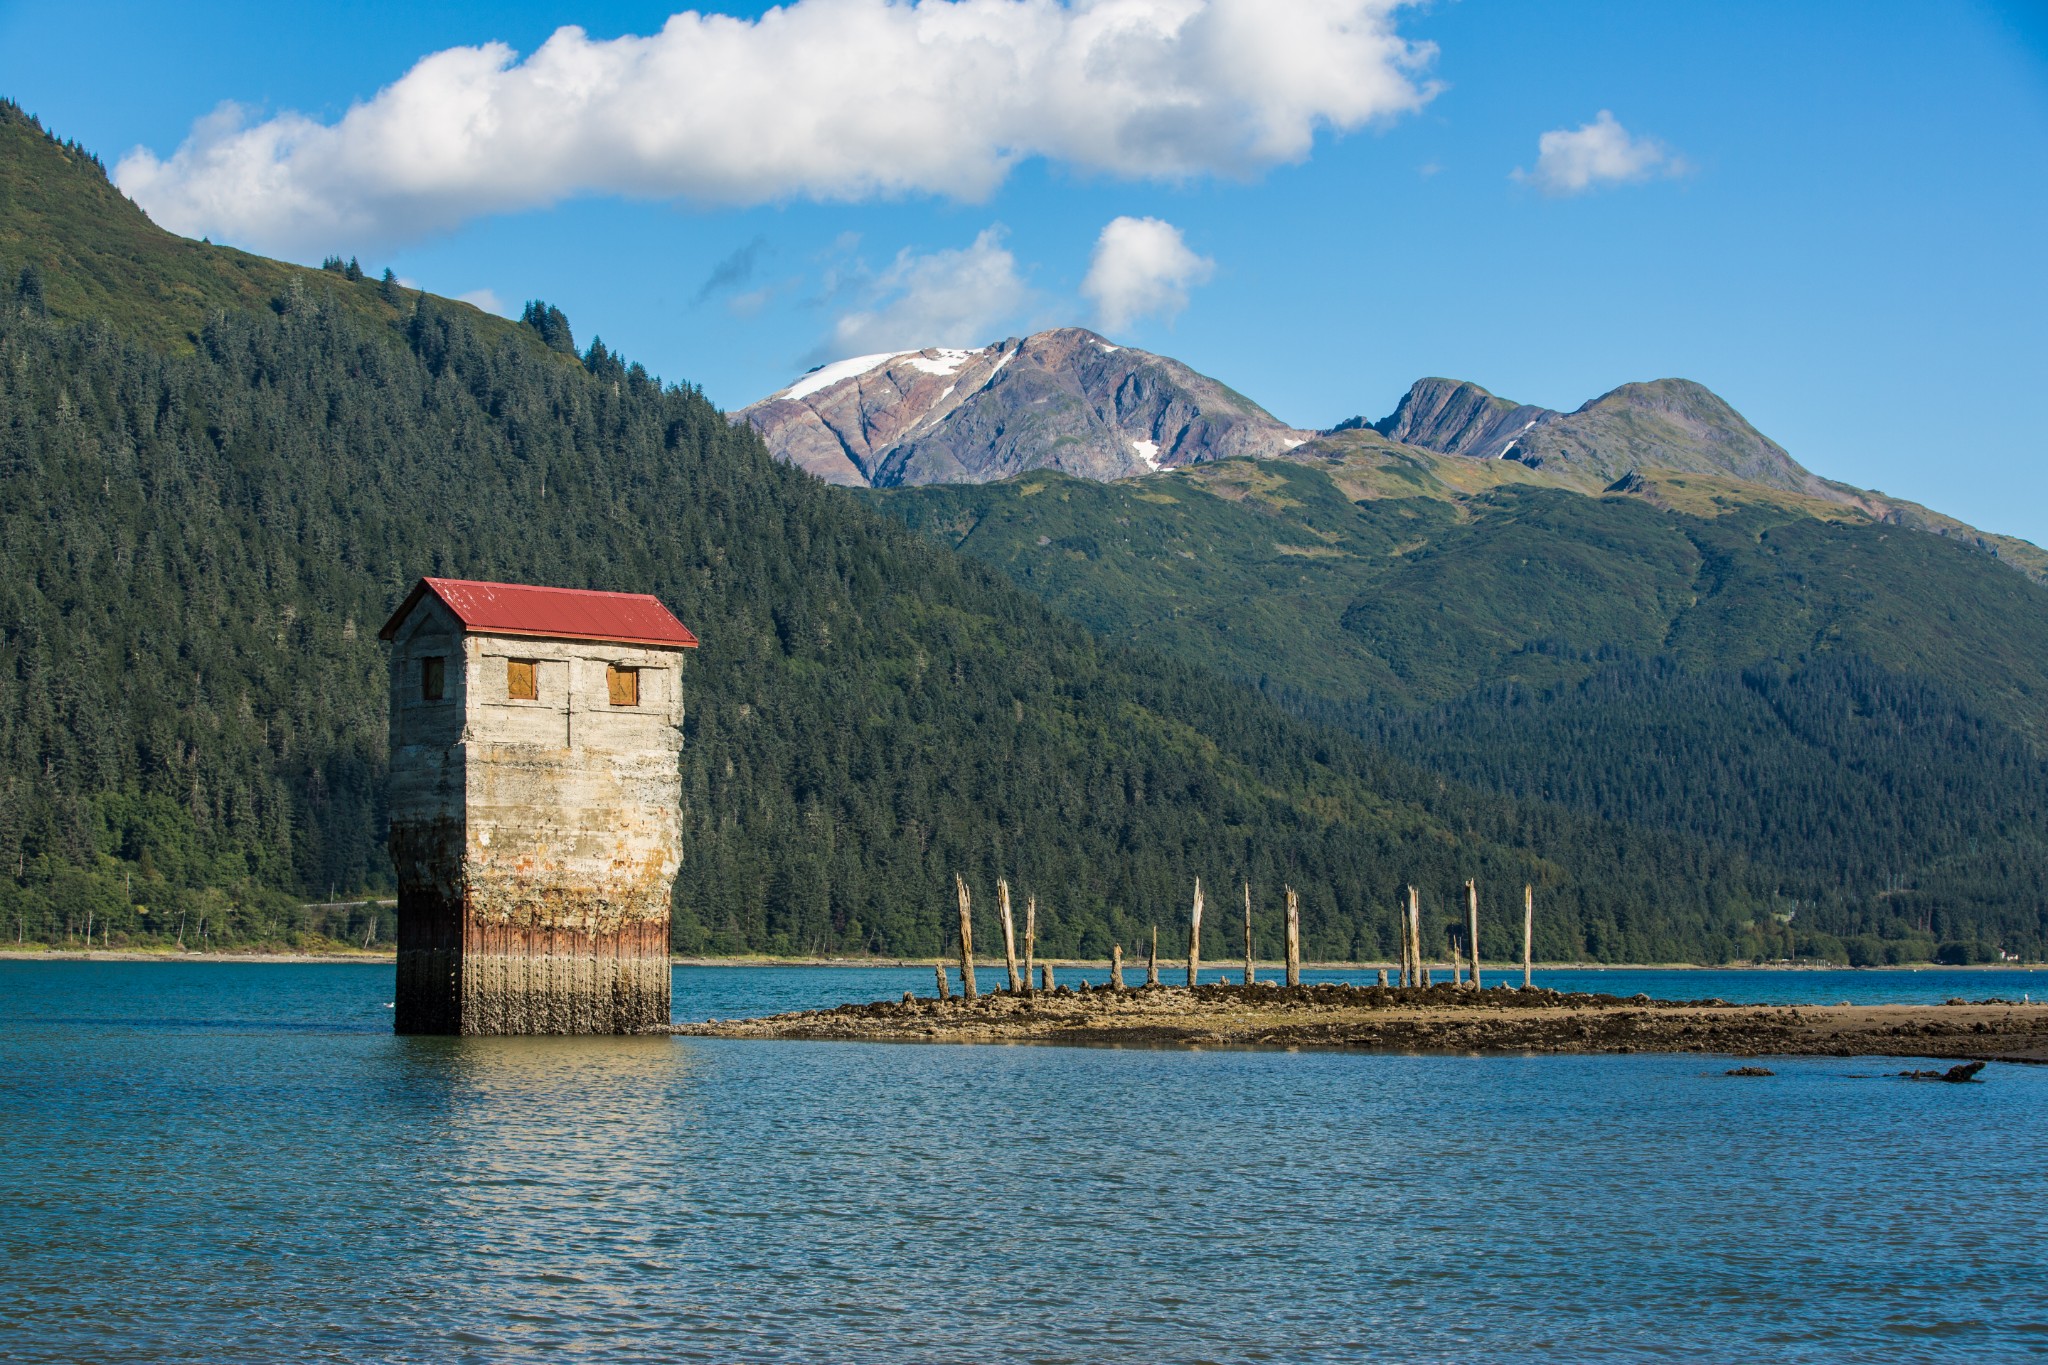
[387,605,685,1034]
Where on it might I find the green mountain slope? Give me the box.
[0,101,1798,964]
[873,455,2048,959]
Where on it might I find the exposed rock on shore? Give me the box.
[675,981,2048,1063]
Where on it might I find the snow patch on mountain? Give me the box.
[780,352,903,402]
[905,348,977,376]
[1132,439,1162,471]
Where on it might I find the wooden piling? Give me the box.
[1377,968,1389,987]
[1024,895,1038,998]
[935,962,951,1000]
[1523,883,1533,989]
[1243,880,1255,986]
[1284,886,1301,988]
[955,874,978,1000]
[1406,885,1422,989]
[1041,962,1055,993]
[1411,887,1424,989]
[1396,897,1410,987]
[1401,889,1413,987]
[1187,877,1204,988]
[1110,943,1123,990]
[1452,940,1465,987]
[1465,878,1482,990]
[998,879,1022,993]
[1148,925,1160,986]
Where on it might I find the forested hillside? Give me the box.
[0,101,1814,964]
[875,456,2048,961]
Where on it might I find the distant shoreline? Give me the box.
[0,949,2035,971]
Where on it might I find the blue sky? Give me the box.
[4,1,2046,542]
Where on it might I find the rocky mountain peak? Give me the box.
[1354,374,1814,492]
[1367,378,1557,460]
[737,328,1310,487]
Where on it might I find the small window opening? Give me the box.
[507,659,538,701]
[606,665,640,707]
[421,655,445,702]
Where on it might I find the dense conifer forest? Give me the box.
[0,102,2032,963]
[876,451,2048,963]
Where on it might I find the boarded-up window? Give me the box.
[421,656,445,702]
[606,665,639,707]
[507,659,538,701]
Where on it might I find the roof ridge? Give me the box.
[421,575,665,601]
[379,577,699,647]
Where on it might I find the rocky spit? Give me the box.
[675,981,2048,1064]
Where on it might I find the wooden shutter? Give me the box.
[421,656,445,702]
[506,659,537,701]
[606,665,639,707]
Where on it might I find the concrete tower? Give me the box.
[379,577,698,1034]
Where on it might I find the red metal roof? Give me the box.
[379,577,700,649]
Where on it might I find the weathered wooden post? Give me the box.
[955,873,978,1000]
[1377,968,1389,987]
[1187,877,1204,987]
[1452,938,1465,987]
[1396,899,1409,987]
[1284,886,1301,987]
[1465,878,1482,990]
[1523,883,1534,989]
[1024,895,1038,998]
[1406,885,1422,989]
[1110,943,1124,990]
[1400,892,1417,986]
[1041,962,1056,992]
[935,962,951,1000]
[1147,925,1160,986]
[1410,886,1424,988]
[1242,880,1255,986]
[999,879,1023,993]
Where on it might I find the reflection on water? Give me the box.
[1,963,2045,1362]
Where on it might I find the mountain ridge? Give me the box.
[745,333,2045,580]
[738,328,1311,487]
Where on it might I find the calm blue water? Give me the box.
[3,963,2045,1362]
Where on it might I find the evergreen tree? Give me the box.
[520,299,575,354]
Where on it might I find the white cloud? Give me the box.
[114,0,1439,256]
[1080,215,1214,332]
[455,287,507,314]
[819,226,1029,359]
[1513,110,1684,196]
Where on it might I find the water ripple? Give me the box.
[1,964,2044,1361]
